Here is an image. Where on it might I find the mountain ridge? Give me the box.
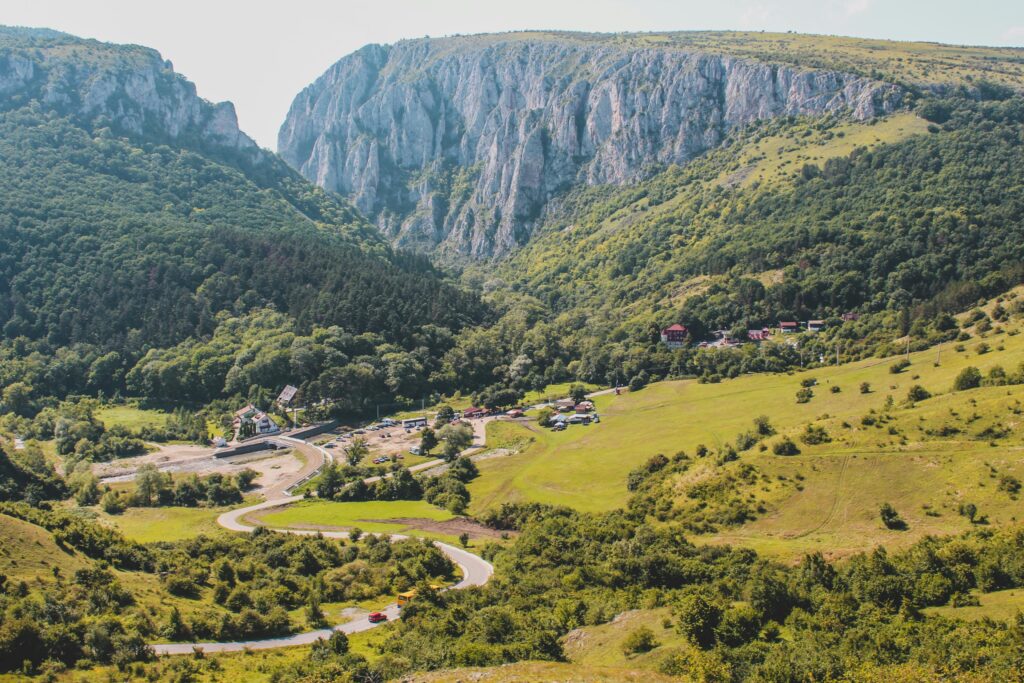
[279,32,907,258]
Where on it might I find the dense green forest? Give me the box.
[0,107,487,413]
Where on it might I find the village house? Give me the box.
[660,323,688,349]
[779,321,800,334]
[806,320,826,333]
[233,404,279,441]
[842,312,860,322]
[748,328,771,342]
[462,407,487,418]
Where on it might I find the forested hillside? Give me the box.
[447,92,1024,392]
[0,28,487,413]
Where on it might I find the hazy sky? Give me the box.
[3,0,1023,149]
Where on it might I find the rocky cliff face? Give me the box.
[279,35,904,258]
[0,27,257,155]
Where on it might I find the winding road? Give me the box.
[151,430,494,656]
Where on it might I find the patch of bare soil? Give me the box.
[93,443,303,495]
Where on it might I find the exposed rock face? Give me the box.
[279,36,903,258]
[0,28,257,154]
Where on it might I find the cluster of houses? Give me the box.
[660,314,859,350]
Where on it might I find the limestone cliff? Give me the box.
[0,26,258,155]
[279,34,904,258]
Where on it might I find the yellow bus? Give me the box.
[397,584,443,608]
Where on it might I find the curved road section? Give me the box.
[151,435,494,656]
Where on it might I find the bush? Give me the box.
[795,388,813,404]
[621,626,659,655]
[953,367,982,391]
[799,424,831,445]
[735,431,759,452]
[860,382,871,394]
[772,437,800,456]
[906,385,932,402]
[753,415,775,437]
[629,371,649,392]
[100,491,127,515]
[890,359,911,374]
[880,503,907,530]
[830,385,841,394]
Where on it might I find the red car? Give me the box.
[368,611,388,623]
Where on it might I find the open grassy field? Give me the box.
[924,588,1024,622]
[412,661,679,682]
[469,310,1024,561]
[253,499,458,540]
[95,404,172,431]
[0,513,91,580]
[717,112,931,190]
[95,505,227,543]
[562,607,685,670]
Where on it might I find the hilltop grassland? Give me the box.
[469,297,1024,561]
[411,30,1024,90]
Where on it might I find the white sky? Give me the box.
[3,0,1023,149]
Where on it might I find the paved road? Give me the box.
[150,430,494,656]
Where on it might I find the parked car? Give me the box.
[552,423,567,432]
[368,612,387,623]
[409,446,422,455]
[324,443,336,449]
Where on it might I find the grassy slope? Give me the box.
[424,30,1024,89]
[95,405,172,431]
[410,661,679,682]
[469,310,1024,561]
[0,513,91,580]
[716,111,930,190]
[254,499,457,540]
[95,505,227,543]
[924,587,1024,622]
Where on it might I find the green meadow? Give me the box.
[253,499,457,540]
[469,314,1024,561]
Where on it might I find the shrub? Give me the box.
[953,367,982,391]
[621,626,659,655]
[890,359,911,374]
[629,371,649,392]
[906,385,932,402]
[998,475,1021,496]
[772,437,800,456]
[795,388,813,404]
[753,415,775,437]
[735,431,759,451]
[800,424,831,445]
[800,378,817,388]
[860,382,871,394]
[959,502,978,523]
[100,491,127,515]
[830,385,841,394]
[880,503,907,530]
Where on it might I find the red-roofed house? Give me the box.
[660,324,688,349]
[807,320,826,333]
[748,328,771,342]
[779,322,799,334]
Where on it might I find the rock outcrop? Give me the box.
[279,34,904,258]
[0,27,258,155]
